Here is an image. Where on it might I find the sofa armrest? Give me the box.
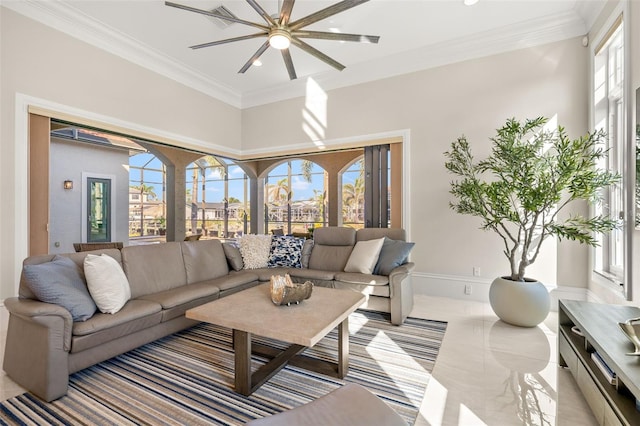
[388,262,415,279]
[5,297,73,351]
[387,262,415,326]
[3,297,73,401]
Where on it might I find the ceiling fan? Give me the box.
[165,0,380,80]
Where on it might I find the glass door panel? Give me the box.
[87,178,111,242]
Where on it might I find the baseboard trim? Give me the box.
[411,272,492,303]
[412,272,589,312]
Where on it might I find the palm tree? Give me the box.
[131,184,156,201]
[342,160,365,223]
[131,184,157,236]
[300,159,313,183]
[268,177,290,205]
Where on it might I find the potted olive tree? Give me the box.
[444,117,620,327]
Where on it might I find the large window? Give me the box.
[264,160,326,234]
[185,157,249,238]
[129,152,166,238]
[340,147,392,229]
[593,18,625,283]
[341,158,365,228]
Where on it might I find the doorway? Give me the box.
[87,177,112,242]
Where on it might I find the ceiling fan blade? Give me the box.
[281,49,297,80]
[291,37,345,71]
[279,0,295,26]
[245,0,278,26]
[238,40,270,74]
[165,1,269,31]
[289,0,369,31]
[190,33,267,49]
[293,30,379,44]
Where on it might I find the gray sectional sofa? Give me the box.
[3,227,414,401]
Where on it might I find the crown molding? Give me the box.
[2,0,243,109]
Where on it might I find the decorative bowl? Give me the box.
[618,317,640,356]
[270,274,313,306]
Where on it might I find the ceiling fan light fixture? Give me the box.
[269,28,291,50]
[463,0,479,5]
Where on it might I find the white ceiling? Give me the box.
[5,0,606,108]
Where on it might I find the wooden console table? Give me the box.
[559,300,640,426]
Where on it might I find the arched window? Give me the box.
[186,156,249,238]
[264,159,327,234]
[129,152,166,238]
[341,157,365,229]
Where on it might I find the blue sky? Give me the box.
[129,154,360,203]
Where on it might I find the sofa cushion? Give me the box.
[287,268,336,282]
[138,282,221,322]
[267,236,305,268]
[308,227,355,271]
[71,299,162,353]
[334,272,389,286]
[206,271,260,293]
[313,226,356,245]
[121,242,187,298]
[84,254,131,314]
[138,282,220,310]
[23,256,97,322]
[222,243,244,271]
[344,238,385,274]
[333,272,390,297]
[247,267,290,282]
[239,234,273,269]
[308,245,354,271]
[373,238,415,275]
[356,228,406,242]
[181,240,229,284]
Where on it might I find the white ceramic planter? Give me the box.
[489,276,550,327]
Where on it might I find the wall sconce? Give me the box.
[63,180,73,190]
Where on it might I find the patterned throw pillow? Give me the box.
[239,234,273,269]
[267,236,305,268]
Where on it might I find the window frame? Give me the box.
[590,8,633,300]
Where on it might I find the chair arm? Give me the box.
[387,262,415,326]
[5,297,73,351]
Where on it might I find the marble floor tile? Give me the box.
[413,295,597,426]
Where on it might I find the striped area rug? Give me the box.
[0,311,446,425]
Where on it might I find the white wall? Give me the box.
[242,37,590,298]
[0,8,241,299]
[49,138,130,254]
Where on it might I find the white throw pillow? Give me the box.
[84,254,131,314]
[238,234,273,269]
[344,237,386,274]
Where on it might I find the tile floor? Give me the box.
[0,295,597,425]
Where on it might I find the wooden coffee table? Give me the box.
[186,283,365,396]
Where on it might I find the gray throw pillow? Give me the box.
[23,255,97,321]
[300,239,314,268]
[222,243,244,271]
[373,237,415,276]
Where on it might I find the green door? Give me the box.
[87,178,111,242]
